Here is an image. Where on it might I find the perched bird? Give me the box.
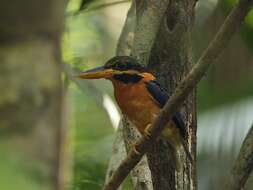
[78,56,192,170]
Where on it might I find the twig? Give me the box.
[84,0,130,13]
[222,123,253,190]
[103,0,253,189]
[67,0,130,17]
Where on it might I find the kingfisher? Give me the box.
[78,56,192,169]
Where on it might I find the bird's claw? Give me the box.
[132,144,141,155]
[144,124,152,139]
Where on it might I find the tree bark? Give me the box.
[122,118,153,190]
[131,0,197,189]
[104,1,253,190]
[106,0,197,189]
[0,1,65,190]
[148,1,197,189]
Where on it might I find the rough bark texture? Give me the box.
[132,0,170,64]
[0,1,65,190]
[105,0,197,189]
[132,0,197,189]
[148,1,197,189]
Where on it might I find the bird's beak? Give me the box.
[77,66,114,79]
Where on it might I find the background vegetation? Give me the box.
[0,0,252,190]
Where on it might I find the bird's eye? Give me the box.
[104,63,112,68]
[117,63,127,70]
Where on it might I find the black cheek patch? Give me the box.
[113,74,143,84]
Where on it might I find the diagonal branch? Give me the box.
[222,123,253,190]
[103,0,253,189]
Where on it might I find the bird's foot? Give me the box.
[132,144,141,155]
[144,124,152,139]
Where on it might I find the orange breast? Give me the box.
[112,77,181,145]
[112,79,160,133]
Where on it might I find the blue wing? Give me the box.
[145,80,186,138]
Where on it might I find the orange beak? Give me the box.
[77,66,114,79]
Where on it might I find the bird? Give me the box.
[77,56,192,170]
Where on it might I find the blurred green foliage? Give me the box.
[197,0,253,112]
[197,77,253,112]
[64,1,133,188]
[0,147,36,190]
[64,0,253,189]
[0,137,51,190]
[68,86,114,189]
[222,0,253,49]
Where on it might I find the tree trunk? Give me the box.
[132,0,197,189]
[106,0,197,189]
[0,1,65,190]
[104,0,253,189]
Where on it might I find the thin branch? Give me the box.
[84,0,130,13]
[67,0,130,16]
[103,0,253,189]
[222,123,253,190]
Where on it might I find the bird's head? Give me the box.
[78,56,154,83]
